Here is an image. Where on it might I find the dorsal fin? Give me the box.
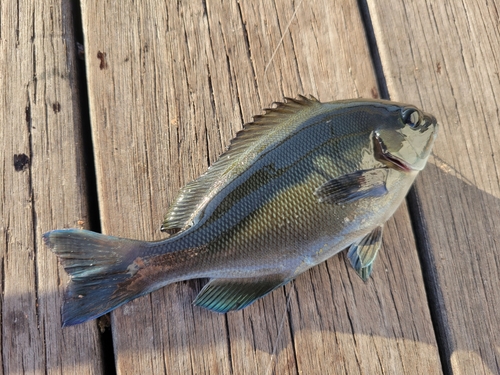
[161,95,322,233]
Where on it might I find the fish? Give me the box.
[44,96,438,326]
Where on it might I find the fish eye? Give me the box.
[402,108,421,129]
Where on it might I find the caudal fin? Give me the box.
[44,229,147,326]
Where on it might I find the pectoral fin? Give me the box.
[314,169,388,205]
[347,225,383,281]
[193,276,287,313]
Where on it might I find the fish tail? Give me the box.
[44,229,149,327]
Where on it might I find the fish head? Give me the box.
[373,104,438,172]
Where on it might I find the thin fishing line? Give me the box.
[266,280,295,375]
[264,3,302,372]
[264,0,304,97]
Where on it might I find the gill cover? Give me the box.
[375,106,438,172]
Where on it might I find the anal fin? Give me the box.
[193,276,287,313]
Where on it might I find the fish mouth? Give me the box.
[372,131,413,172]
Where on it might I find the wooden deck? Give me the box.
[1,0,499,374]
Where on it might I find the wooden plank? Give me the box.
[366,0,500,373]
[81,0,441,373]
[0,1,103,374]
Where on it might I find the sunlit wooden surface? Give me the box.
[1,0,499,374]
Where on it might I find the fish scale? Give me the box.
[44,96,438,326]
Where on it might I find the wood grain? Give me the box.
[366,0,500,373]
[80,0,441,373]
[0,1,103,374]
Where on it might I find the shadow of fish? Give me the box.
[44,96,438,326]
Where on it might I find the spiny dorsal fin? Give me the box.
[161,95,322,233]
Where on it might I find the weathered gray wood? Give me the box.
[81,0,441,373]
[366,0,500,373]
[0,1,103,374]
[81,1,233,374]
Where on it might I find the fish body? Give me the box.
[44,96,438,326]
